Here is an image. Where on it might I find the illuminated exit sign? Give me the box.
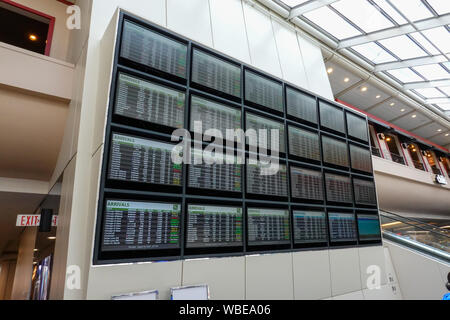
[16,215,58,227]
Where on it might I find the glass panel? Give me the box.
[414,88,446,98]
[389,0,433,22]
[303,6,362,40]
[386,68,424,83]
[421,27,450,55]
[372,0,408,25]
[413,64,449,80]
[331,0,394,33]
[379,35,428,60]
[438,86,450,96]
[352,42,397,64]
[426,0,450,15]
[410,32,440,55]
[437,103,450,110]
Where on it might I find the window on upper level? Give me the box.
[385,134,405,165]
[0,1,54,56]
[406,144,425,171]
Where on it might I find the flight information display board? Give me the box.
[102,200,180,251]
[357,214,381,241]
[290,167,324,201]
[347,113,368,142]
[319,101,345,133]
[286,87,317,124]
[293,211,327,244]
[247,208,290,245]
[245,70,283,112]
[325,173,353,203]
[186,205,243,248]
[191,49,241,98]
[246,113,285,153]
[328,212,357,242]
[190,95,241,138]
[120,20,187,78]
[288,126,320,161]
[350,144,372,173]
[108,133,182,186]
[353,179,377,205]
[189,149,242,192]
[115,73,185,129]
[246,161,288,197]
[322,136,349,167]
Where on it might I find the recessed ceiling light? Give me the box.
[361,86,368,92]
[327,68,334,74]
[376,95,381,99]
[437,129,442,132]
[400,108,405,112]
[48,236,56,240]
[29,34,37,41]
[390,102,395,106]
[344,77,350,82]
[412,114,417,118]
[446,133,449,136]
[33,249,38,252]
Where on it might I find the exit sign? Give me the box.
[16,215,58,227]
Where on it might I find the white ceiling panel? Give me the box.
[325,61,362,95]
[368,100,413,121]
[338,83,391,109]
[391,112,431,131]
[411,121,447,139]
[428,132,450,147]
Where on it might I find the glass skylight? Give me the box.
[413,64,450,81]
[421,27,450,55]
[410,32,440,55]
[439,86,450,96]
[331,0,394,33]
[378,35,428,60]
[303,6,362,40]
[389,0,433,22]
[414,88,446,98]
[386,68,424,83]
[437,103,450,111]
[426,0,450,15]
[280,0,309,8]
[372,0,407,25]
[352,42,397,64]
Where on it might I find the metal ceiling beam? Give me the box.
[404,79,450,90]
[288,0,339,19]
[337,14,450,49]
[426,98,450,104]
[374,55,448,72]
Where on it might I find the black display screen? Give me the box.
[115,73,185,129]
[293,211,327,244]
[246,113,285,153]
[325,173,353,203]
[347,113,368,142]
[191,49,241,98]
[350,144,372,173]
[102,200,180,251]
[108,133,182,186]
[190,95,241,138]
[328,212,357,242]
[121,21,187,78]
[186,205,243,248]
[286,87,317,124]
[319,101,345,133]
[188,149,242,192]
[353,178,377,205]
[288,126,320,161]
[246,161,288,197]
[245,70,283,112]
[290,167,324,201]
[322,136,349,167]
[357,214,381,241]
[247,208,290,245]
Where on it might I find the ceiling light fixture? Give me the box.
[376,95,381,99]
[327,68,333,74]
[344,77,349,82]
[361,86,368,92]
[390,103,395,106]
[29,34,37,41]
[400,109,405,112]
[437,129,442,132]
[412,114,417,118]
[47,236,56,240]
[445,133,449,137]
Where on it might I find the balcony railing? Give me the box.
[371,147,381,157]
[412,160,425,171]
[390,152,405,165]
[431,166,442,175]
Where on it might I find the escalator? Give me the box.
[380,210,450,263]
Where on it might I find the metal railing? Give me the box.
[390,152,405,165]
[412,160,425,171]
[431,166,442,175]
[380,210,450,262]
[371,147,382,157]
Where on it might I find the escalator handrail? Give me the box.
[380,213,450,239]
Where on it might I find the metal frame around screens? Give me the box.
[93,11,382,265]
